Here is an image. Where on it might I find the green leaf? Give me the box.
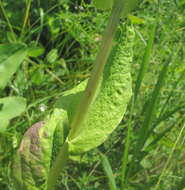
[68,25,135,154]
[55,80,87,121]
[136,55,172,153]
[134,22,157,102]
[12,108,68,190]
[46,49,58,64]
[28,46,45,58]
[0,96,26,132]
[128,15,145,24]
[140,157,152,169]
[100,152,118,190]
[0,43,28,89]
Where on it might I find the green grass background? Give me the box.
[0,0,185,189]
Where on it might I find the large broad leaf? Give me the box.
[0,96,26,132]
[68,25,135,154]
[0,43,27,89]
[12,109,68,190]
[93,0,138,18]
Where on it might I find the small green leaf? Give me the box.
[28,46,45,58]
[31,69,45,85]
[0,43,27,89]
[128,15,145,24]
[46,49,58,64]
[140,157,152,169]
[0,96,26,132]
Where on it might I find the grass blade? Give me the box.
[129,54,173,176]
[20,0,32,39]
[135,54,172,153]
[158,69,185,118]
[100,152,117,190]
[154,119,185,190]
[120,97,134,189]
[134,22,157,102]
[150,103,185,134]
[0,2,16,41]
[121,21,157,184]
[146,117,184,152]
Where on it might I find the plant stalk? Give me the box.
[0,1,16,41]
[68,0,125,140]
[47,142,69,190]
[47,1,125,189]
[47,1,139,189]
[20,0,32,39]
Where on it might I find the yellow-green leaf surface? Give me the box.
[12,109,68,190]
[55,80,87,121]
[68,25,135,154]
[0,96,26,132]
[56,78,102,122]
[0,43,27,89]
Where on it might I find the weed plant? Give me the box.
[0,0,185,190]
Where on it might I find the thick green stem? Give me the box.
[68,0,125,140]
